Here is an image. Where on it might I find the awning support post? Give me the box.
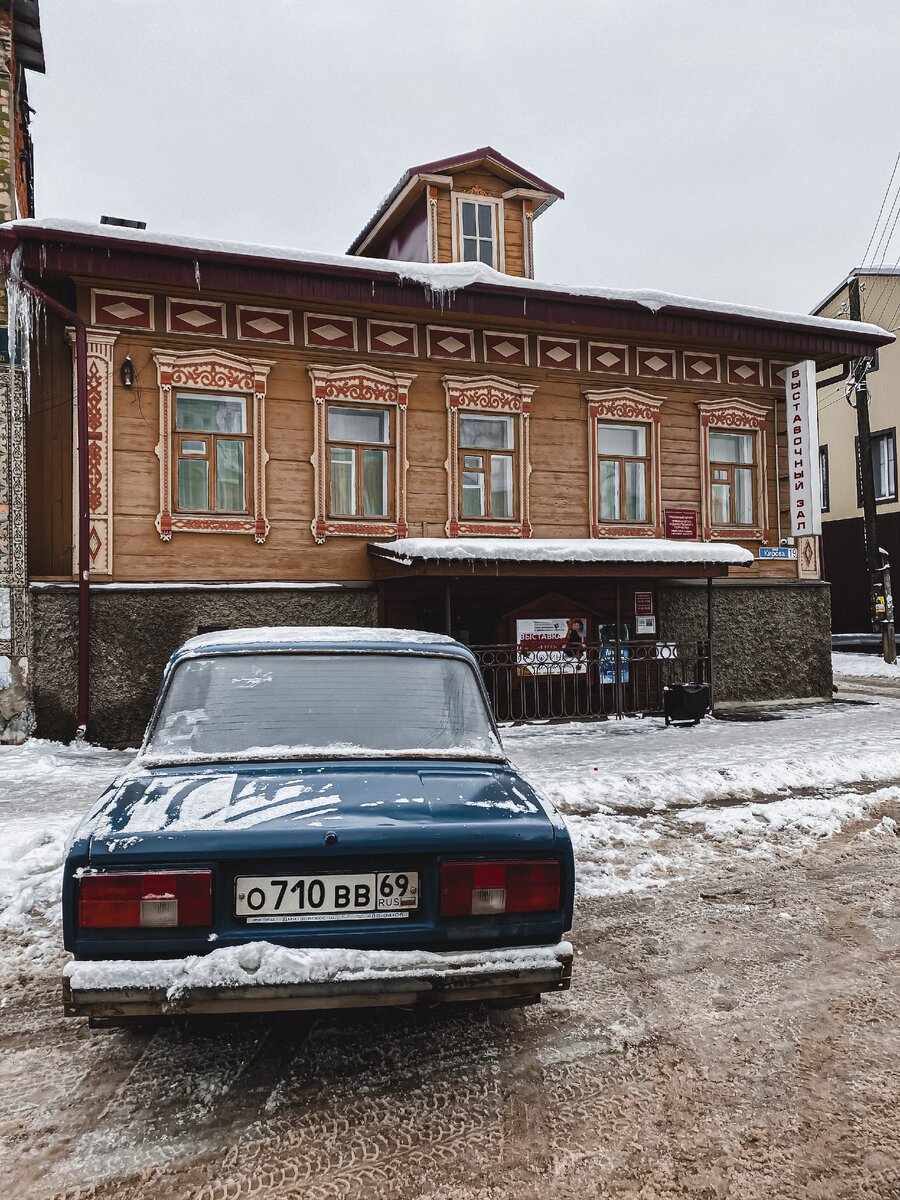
[614,581,623,721]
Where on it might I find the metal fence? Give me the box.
[473,639,710,722]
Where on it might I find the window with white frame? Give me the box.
[597,422,650,524]
[856,428,897,504]
[175,392,251,514]
[454,196,501,268]
[708,430,757,526]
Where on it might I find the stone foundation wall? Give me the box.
[658,580,833,705]
[31,585,377,747]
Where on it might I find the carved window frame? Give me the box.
[585,388,664,539]
[443,375,535,537]
[153,348,274,543]
[451,191,505,272]
[308,363,415,542]
[697,398,769,541]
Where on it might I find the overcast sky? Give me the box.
[25,0,900,319]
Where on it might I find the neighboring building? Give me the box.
[813,269,900,632]
[0,0,43,742]
[0,147,892,745]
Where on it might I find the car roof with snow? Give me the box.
[174,626,472,662]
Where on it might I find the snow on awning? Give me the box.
[370,537,754,570]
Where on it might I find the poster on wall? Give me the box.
[516,617,589,675]
[598,623,631,684]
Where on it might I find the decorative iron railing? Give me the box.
[472,639,710,722]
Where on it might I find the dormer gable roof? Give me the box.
[347,146,563,257]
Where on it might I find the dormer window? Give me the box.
[453,194,503,269]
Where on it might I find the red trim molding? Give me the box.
[697,397,769,541]
[307,362,416,542]
[153,348,274,542]
[443,374,535,537]
[584,387,664,539]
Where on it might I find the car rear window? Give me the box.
[144,652,501,761]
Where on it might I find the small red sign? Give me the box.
[665,509,699,540]
[634,591,654,616]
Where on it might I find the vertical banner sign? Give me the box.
[786,360,822,538]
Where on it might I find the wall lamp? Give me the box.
[120,355,135,388]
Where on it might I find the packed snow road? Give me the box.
[1,695,899,1198]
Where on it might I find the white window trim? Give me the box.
[585,388,664,538]
[451,192,505,272]
[308,362,416,542]
[697,398,769,541]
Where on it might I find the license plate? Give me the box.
[235,871,419,923]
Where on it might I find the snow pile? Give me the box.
[181,626,460,653]
[373,537,753,567]
[833,651,900,680]
[64,940,572,997]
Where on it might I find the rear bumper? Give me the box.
[62,941,573,1018]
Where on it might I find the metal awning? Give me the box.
[369,537,753,579]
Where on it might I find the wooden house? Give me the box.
[1,147,892,744]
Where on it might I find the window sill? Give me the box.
[707,525,765,542]
[451,520,531,538]
[158,513,268,543]
[313,517,405,544]
[592,522,662,539]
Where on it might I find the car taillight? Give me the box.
[439,860,560,917]
[78,870,212,929]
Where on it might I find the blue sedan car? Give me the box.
[62,628,575,1020]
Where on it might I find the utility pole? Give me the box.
[848,275,896,663]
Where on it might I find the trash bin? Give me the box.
[663,682,710,726]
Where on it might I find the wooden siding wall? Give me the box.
[25,281,804,585]
[26,309,73,576]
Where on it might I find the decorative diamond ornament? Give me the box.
[247,316,283,335]
[313,323,345,341]
[438,336,466,353]
[734,364,754,380]
[692,360,713,375]
[645,355,667,372]
[546,345,571,363]
[492,340,518,358]
[104,302,142,320]
[177,309,216,328]
[597,351,621,368]
[376,330,407,347]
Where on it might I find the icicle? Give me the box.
[6,244,45,416]
[194,259,202,291]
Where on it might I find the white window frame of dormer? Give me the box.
[451,193,505,272]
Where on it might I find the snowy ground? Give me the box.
[1,695,899,1198]
[833,649,900,679]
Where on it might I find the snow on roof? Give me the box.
[5,217,892,341]
[371,538,754,567]
[179,626,461,654]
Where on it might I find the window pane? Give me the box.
[478,240,494,267]
[362,448,388,517]
[181,439,207,455]
[874,434,896,500]
[461,202,477,237]
[176,393,247,434]
[178,457,208,511]
[598,423,646,457]
[462,238,478,262]
[733,468,753,524]
[477,204,493,238]
[463,455,483,469]
[462,471,485,517]
[624,460,647,522]
[710,431,753,464]
[327,406,389,444]
[711,481,730,525]
[490,455,513,518]
[460,414,514,449]
[216,440,246,511]
[330,446,355,515]
[599,459,620,521]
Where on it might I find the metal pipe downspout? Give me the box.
[13,274,90,737]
